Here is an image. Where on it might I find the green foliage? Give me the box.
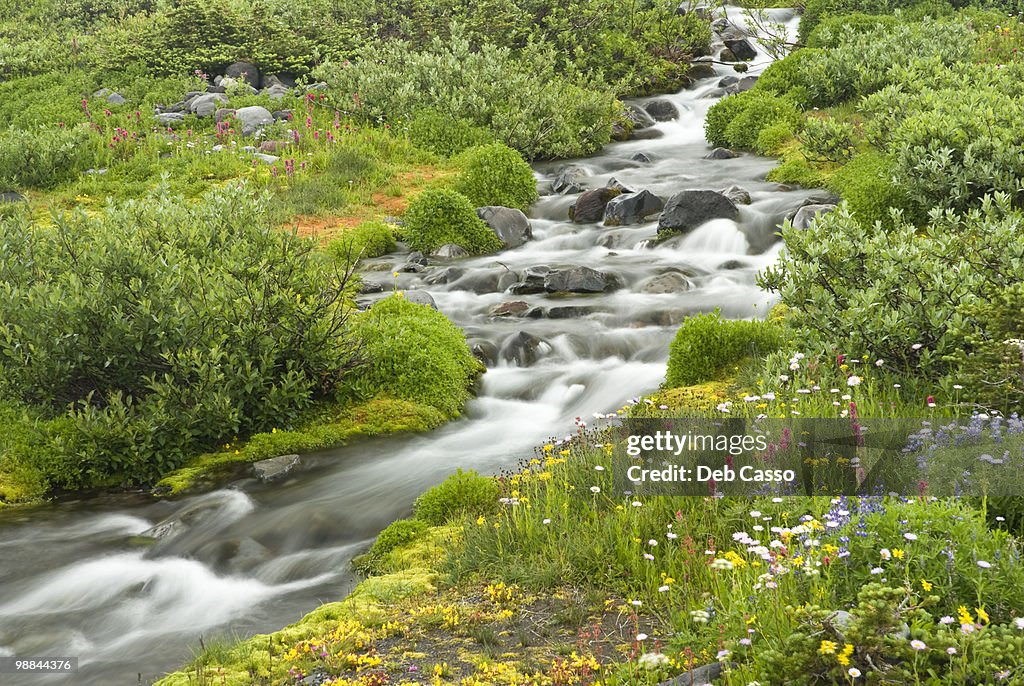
[369,518,430,559]
[349,294,484,418]
[798,115,856,162]
[759,196,1024,379]
[326,221,397,263]
[313,30,620,159]
[0,185,357,487]
[706,91,802,151]
[665,311,784,388]
[407,109,495,158]
[414,468,500,525]
[402,188,502,255]
[451,143,537,212]
[755,120,796,155]
[0,125,94,190]
[827,150,909,227]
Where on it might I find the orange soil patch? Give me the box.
[284,165,456,243]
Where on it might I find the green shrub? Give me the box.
[766,155,826,186]
[706,91,802,151]
[368,518,429,559]
[414,468,500,525]
[0,125,93,190]
[452,143,537,212]
[798,115,857,162]
[402,188,502,255]
[0,185,357,486]
[349,294,483,417]
[759,195,1024,379]
[407,109,494,157]
[327,220,396,263]
[827,150,909,227]
[665,311,784,388]
[312,30,619,159]
[755,120,796,155]
[704,92,751,148]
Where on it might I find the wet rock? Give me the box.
[705,147,739,160]
[720,185,752,205]
[625,104,656,130]
[225,60,261,88]
[604,178,633,194]
[631,128,664,141]
[736,75,759,92]
[489,301,542,318]
[639,271,692,294]
[719,47,738,62]
[507,265,552,295]
[469,339,498,365]
[543,266,616,293]
[431,244,470,258]
[252,454,300,482]
[189,92,229,117]
[359,281,384,294]
[406,251,429,266]
[644,99,678,121]
[611,122,629,141]
[676,2,712,18]
[791,203,837,230]
[688,62,717,81]
[476,206,532,248]
[235,105,274,136]
[547,306,595,319]
[551,165,587,194]
[718,75,739,88]
[603,190,664,226]
[139,519,186,541]
[657,190,739,239]
[631,152,653,164]
[724,38,757,60]
[570,188,618,223]
[497,271,518,292]
[701,87,729,99]
[404,291,438,309]
[500,331,549,366]
[423,267,463,285]
[718,259,749,270]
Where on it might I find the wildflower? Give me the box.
[927,395,936,407]
[880,548,891,560]
[1015,617,1024,630]
[958,606,974,624]
[848,668,862,678]
[875,359,884,367]
[977,607,990,624]
[818,640,838,655]
[978,560,992,568]
[690,609,710,623]
[594,465,605,471]
[542,518,551,525]
[643,553,654,560]
[947,647,957,655]
[912,343,923,350]
[740,638,752,646]
[648,539,658,547]
[658,585,670,592]
[939,616,954,625]
[910,640,927,651]
[635,633,648,641]
[710,558,735,571]
[837,643,854,666]
[921,579,933,592]
[638,652,669,669]
[892,549,904,560]
[870,567,883,575]
[590,486,600,493]
[717,649,731,660]
[630,600,642,607]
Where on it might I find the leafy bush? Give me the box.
[369,518,429,559]
[827,150,909,227]
[759,195,1024,379]
[665,311,784,388]
[0,185,357,486]
[451,143,537,212]
[402,188,502,255]
[407,109,494,157]
[950,283,1024,413]
[0,125,93,189]
[312,30,620,159]
[414,468,500,525]
[799,115,857,162]
[755,120,796,155]
[349,294,483,418]
[705,91,802,151]
[326,220,396,263]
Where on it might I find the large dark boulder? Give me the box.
[476,206,532,248]
[603,190,664,226]
[639,271,692,294]
[644,99,679,121]
[657,190,739,239]
[705,147,739,160]
[543,266,615,294]
[688,62,717,81]
[0,191,26,204]
[225,61,261,88]
[507,266,552,295]
[570,188,618,223]
[724,38,757,60]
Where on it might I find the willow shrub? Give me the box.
[401,188,502,255]
[0,185,359,486]
[452,143,537,212]
[313,29,620,159]
[666,311,783,388]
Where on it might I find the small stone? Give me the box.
[252,454,300,482]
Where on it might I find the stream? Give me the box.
[0,8,817,684]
